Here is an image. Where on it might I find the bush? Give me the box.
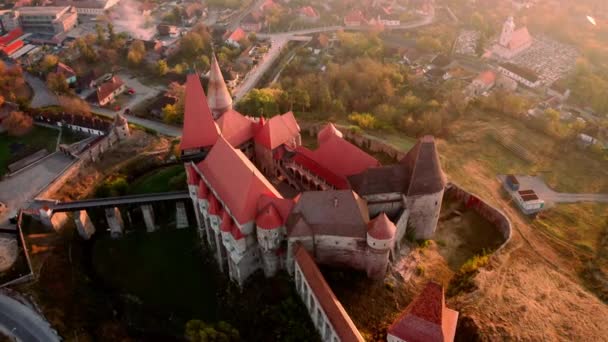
[2,111,33,136]
[95,176,128,198]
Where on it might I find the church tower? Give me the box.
[207,54,233,119]
[499,16,515,47]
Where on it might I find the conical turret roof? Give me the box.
[207,54,233,118]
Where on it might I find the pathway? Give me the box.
[499,175,608,204]
[0,294,59,342]
[24,73,58,108]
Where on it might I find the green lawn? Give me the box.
[127,165,186,194]
[0,126,59,175]
[92,228,218,322]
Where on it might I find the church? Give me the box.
[181,55,446,286]
[492,16,533,60]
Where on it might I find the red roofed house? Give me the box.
[87,76,126,106]
[388,282,458,342]
[492,16,532,60]
[298,6,320,22]
[254,111,301,176]
[467,70,496,96]
[225,27,247,47]
[241,12,263,32]
[56,62,77,85]
[344,10,366,27]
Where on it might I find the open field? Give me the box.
[352,108,608,340]
[0,126,58,176]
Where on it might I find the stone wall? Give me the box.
[444,183,512,250]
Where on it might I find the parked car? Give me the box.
[127,88,136,95]
[114,105,121,111]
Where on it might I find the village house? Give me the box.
[224,27,246,48]
[466,70,496,96]
[298,6,320,22]
[241,12,263,32]
[497,62,541,88]
[87,76,126,106]
[157,24,179,37]
[55,62,77,85]
[344,10,366,27]
[547,80,571,102]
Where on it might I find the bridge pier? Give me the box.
[105,207,124,238]
[141,204,156,233]
[175,202,189,229]
[39,207,68,231]
[74,210,95,240]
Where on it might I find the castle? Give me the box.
[182,56,446,286]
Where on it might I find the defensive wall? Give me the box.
[0,211,34,288]
[444,182,512,251]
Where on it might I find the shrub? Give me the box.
[2,111,33,136]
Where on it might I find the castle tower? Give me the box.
[207,54,233,119]
[366,213,396,279]
[113,113,130,139]
[499,16,515,47]
[256,203,285,277]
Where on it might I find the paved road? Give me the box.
[499,175,608,204]
[225,0,266,32]
[0,294,59,342]
[0,153,73,226]
[94,109,181,137]
[24,73,59,108]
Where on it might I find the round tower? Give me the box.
[256,203,284,277]
[366,213,396,279]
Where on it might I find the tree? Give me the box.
[236,88,280,117]
[156,59,169,76]
[185,320,239,342]
[127,40,146,66]
[59,96,91,116]
[162,103,182,124]
[95,23,105,45]
[416,36,442,52]
[40,54,59,72]
[348,112,377,129]
[47,72,70,94]
[2,111,33,136]
[107,22,116,44]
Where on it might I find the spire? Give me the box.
[207,54,233,119]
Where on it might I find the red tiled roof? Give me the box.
[227,27,247,42]
[231,224,245,240]
[197,136,282,224]
[344,10,365,25]
[187,164,200,185]
[220,210,232,232]
[181,74,220,151]
[367,213,396,240]
[257,194,294,223]
[95,76,124,103]
[216,109,254,147]
[208,194,221,215]
[256,203,283,229]
[293,147,350,189]
[508,27,532,51]
[388,282,459,342]
[254,111,300,150]
[1,39,23,56]
[0,28,23,46]
[293,124,380,185]
[56,62,76,78]
[294,244,365,342]
[207,55,233,115]
[475,70,496,86]
[299,6,319,18]
[198,179,209,198]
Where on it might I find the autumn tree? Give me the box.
[2,111,33,136]
[155,59,169,76]
[47,72,70,95]
[40,54,59,73]
[59,96,91,116]
[236,88,281,117]
[127,40,146,66]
